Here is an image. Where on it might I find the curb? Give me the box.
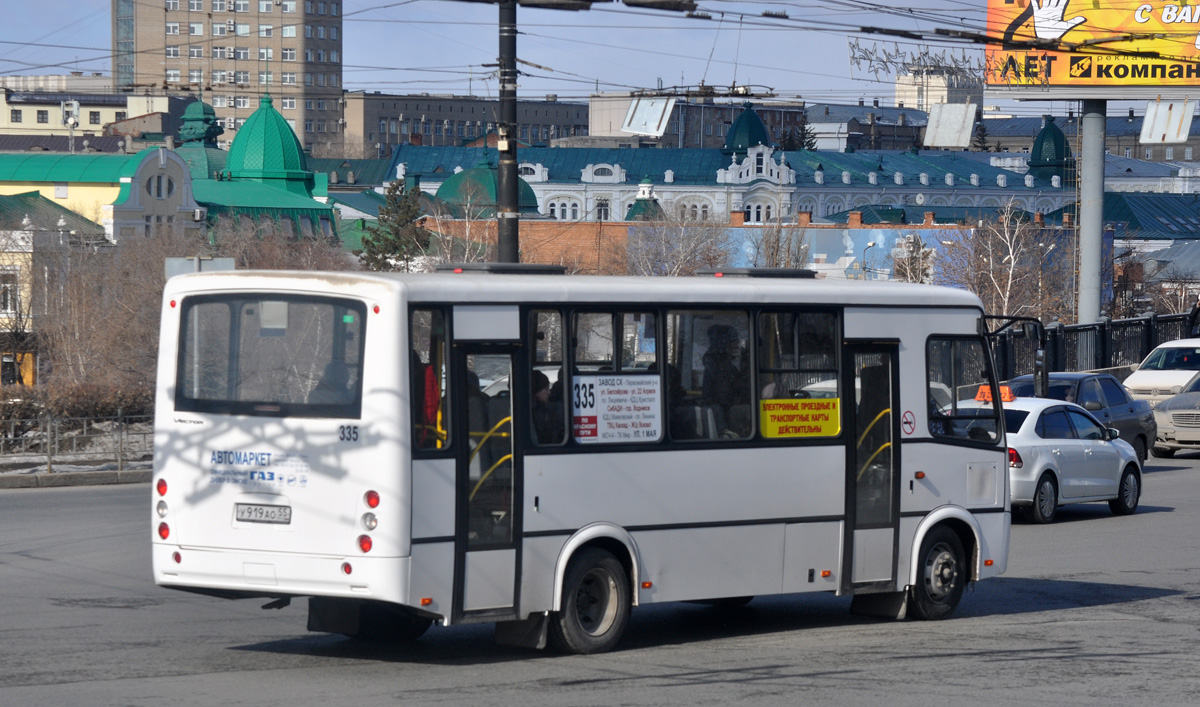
[0,469,152,489]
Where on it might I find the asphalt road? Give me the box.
[2,456,1199,706]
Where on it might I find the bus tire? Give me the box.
[548,548,630,654]
[907,526,965,621]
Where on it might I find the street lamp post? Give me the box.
[861,241,876,280]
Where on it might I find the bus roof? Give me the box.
[164,270,986,311]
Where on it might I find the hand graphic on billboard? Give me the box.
[1032,0,1086,41]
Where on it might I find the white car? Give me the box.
[1123,338,1200,407]
[1003,397,1142,524]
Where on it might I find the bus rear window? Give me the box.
[175,294,367,418]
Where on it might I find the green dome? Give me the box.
[434,160,539,217]
[226,95,311,194]
[626,176,664,221]
[177,99,223,147]
[1027,115,1075,183]
[723,102,771,157]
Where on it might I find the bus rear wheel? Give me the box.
[907,526,965,621]
[548,548,630,654]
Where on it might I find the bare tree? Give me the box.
[626,208,738,276]
[890,235,936,284]
[745,217,810,269]
[421,181,496,270]
[935,201,1072,320]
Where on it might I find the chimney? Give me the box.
[924,211,935,226]
[1063,213,1073,226]
[797,211,812,226]
[1035,212,1045,226]
[730,210,746,227]
[858,98,864,107]
[873,98,879,108]
[848,211,863,227]
[1129,108,1135,120]
[898,101,904,108]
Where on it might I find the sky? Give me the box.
[0,0,1101,118]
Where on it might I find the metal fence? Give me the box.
[990,311,1194,382]
[0,413,153,470]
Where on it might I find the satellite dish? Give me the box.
[915,193,926,205]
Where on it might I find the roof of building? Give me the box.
[434,159,539,216]
[0,135,129,154]
[226,95,308,184]
[328,189,387,218]
[806,103,928,126]
[1140,240,1200,281]
[307,158,394,188]
[4,91,127,107]
[0,149,154,183]
[821,204,1036,225]
[1045,192,1200,239]
[0,191,105,235]
[982,114,1191,139]
[724,103,772,155]
[1026,115,1074,182]
[192,179,337,216]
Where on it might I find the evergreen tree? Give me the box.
[972,122,990,152]
[796,109,818,150]
[356,179,432,271]
[779,127,800,152]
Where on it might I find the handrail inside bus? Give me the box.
[857,408,892,449]
[468,416,513,467]
[857,442,893,480]
[470,454,514,501]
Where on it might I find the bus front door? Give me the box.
[844,343,901,591]
[452,346,522,621]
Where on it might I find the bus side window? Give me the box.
[757,311,840,437]
[530,310,566,446]
[412,309,449,450]
[666,310,752,441]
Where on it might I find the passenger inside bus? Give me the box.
[531,369,564,444]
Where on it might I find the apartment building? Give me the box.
[112,0,343,152]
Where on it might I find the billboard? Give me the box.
[985,0,1200,98]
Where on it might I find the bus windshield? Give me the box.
[175,293,367,418]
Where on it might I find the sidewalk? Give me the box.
[0,460,152,489]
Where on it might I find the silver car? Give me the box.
[1150,373,1200,457]
[1004,397,1142,524]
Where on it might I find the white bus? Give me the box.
[151,266,1010,654]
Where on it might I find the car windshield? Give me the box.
[1003,409,1030,432]
[1140,346,1200,371]
[1007,379,1076,402]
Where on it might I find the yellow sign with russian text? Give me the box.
[759,399,841,438]
[985,0,1200,88]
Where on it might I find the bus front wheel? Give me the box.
[907,526,965,621]
[548,548,630,654]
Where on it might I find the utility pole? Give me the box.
[496,1,519,263]
[1077,99,1106,324]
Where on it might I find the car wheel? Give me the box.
[1131,436,1147,465]
[1109,465,1141,516]
[907,525,966,621]
[1150,445,1175,459]
[548,548,630,654]
[1031,473,1058,524]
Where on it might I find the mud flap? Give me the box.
[307,596,360,634]
[494,612,548,649]
[849,590,908,620]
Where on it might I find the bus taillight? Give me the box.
[357,535,373,553]
[156,478,168,496]
[365,490,380,508]
[158,523,170,540]
[341,562,352,575]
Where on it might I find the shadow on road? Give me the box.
[229,575,1181,663]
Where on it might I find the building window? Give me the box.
[37,110,49,124]
[89,111,101,125]
[305,120,313,132]
[282,72,296,85]
[282,48,296,61]
[258,0,272,10]
[330,50,339,63]
[213,0,226,10]
[281,97,296,109]
[212,70,228,84]
[1188,147,1194,160]
[115,111,126,121]
[305,99,314,110]
[189,22,203,35]
[1124,147,1131,158]
[317,99,326,110]
[317,73,325,86]
[317,25,325,39]
[318,1,326,13]
[165,46,180,57]
[9,109,20,123]
[234,46,250,60]
[235,96,250,108]
[212,23,226,36]
[145,174,176,200]
[317,49,325,62]
[189,69,203,84]
[166,0,179,9]
[259,47,273,60]
[258,71,273,85]
[234,71,250,85]
[1166,147,1175,160]
[166,22,180,35]
[166,69,181,82]
[236,23,249,35]
[595,198,610,221]
[305,49,313,61]
[234,0,249,10]
[282,25,296,37]
[286,119,296,129]
[1145,147,1153,160]
[305,73,313,86]
[213,95,229,108]
[213,46,229,59]
[330,2,338,15]
[0,273,17,315]
[259,25,273,37]
[189,0,203,10]
[305,25,313,38]
[281,0,296,11]
[330,26,338,40]
[189,46,203,58]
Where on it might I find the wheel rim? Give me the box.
[574,568,618,636]
[1122,472,1139,508]
[923,542,959,602]
[1037,479,1056,519]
